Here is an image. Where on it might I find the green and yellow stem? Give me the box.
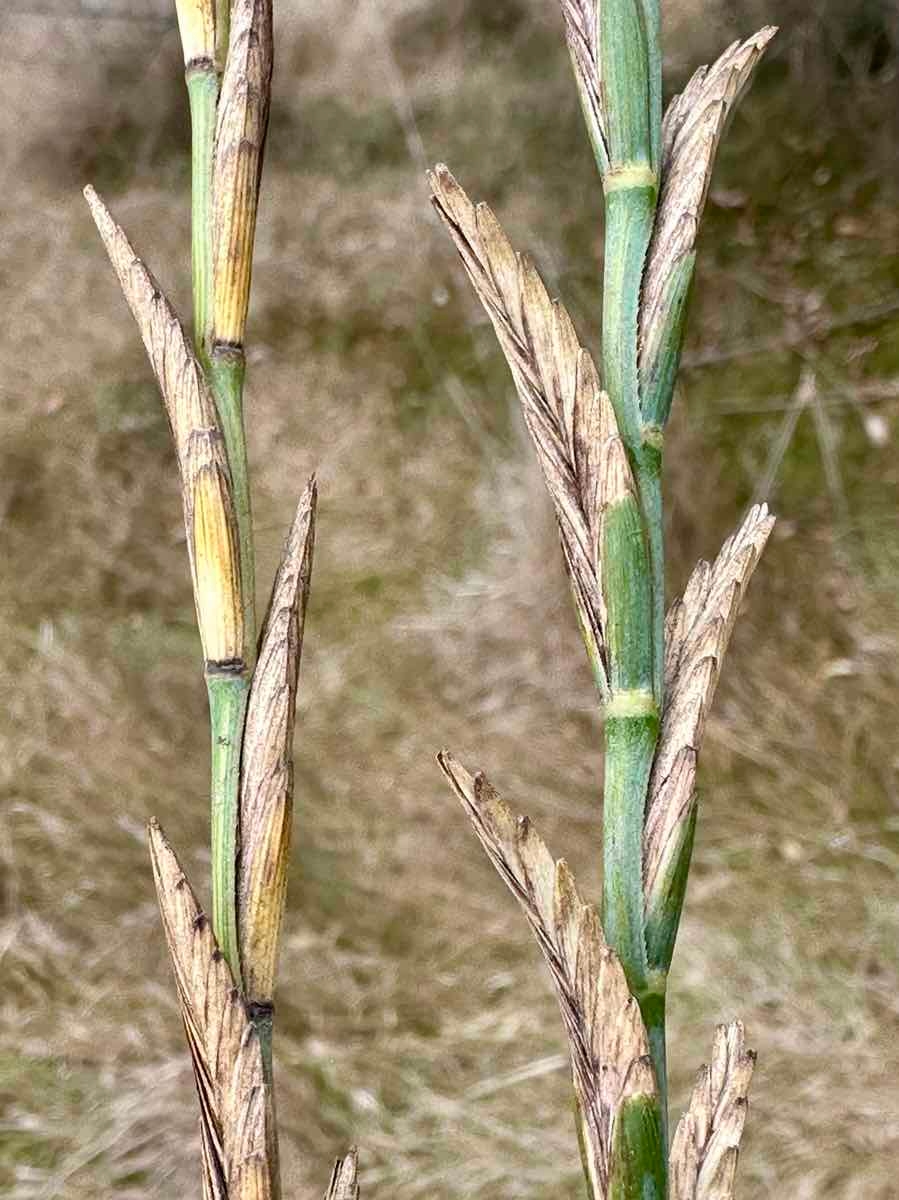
[601,483,659,995]
[638,986,669,1153]
[207,669,250,984]
[186,65,218,360]
[598,27,669,1157]
[636,439,665,706]
[209,347,256,665]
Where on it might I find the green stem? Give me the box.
[602,177,656,460]
[636,442,665,706]
[608,1091,666,1200]
[209,348,256,661]
[601,491,657,1001]
[187,67,218,361]
[208,670,250,985]
[638,986,669,1154]
[601,165,668,1174]
[602,710,656,997]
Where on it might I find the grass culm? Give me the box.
[431,5,779,1196]
[85,1,356,1196]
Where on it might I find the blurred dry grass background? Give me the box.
[1,0,899,1196]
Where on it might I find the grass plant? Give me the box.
[431,6,779,1196]
[4,4,899,1197]
[83,2,357,1196]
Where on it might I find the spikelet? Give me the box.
[643,505,775,948]
[238,479,317,1004]
[323,1151,360,1200]
[429,165,640,698]
[148,821,274,1200]
[84,186,244,667]
[438,752,657,1199]
[212,0,273,350]
[669,1022,756,1200]
[639,28,777,419]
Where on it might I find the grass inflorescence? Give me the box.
[430,5,780,1196]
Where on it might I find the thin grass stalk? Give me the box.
[431,5,778,1197]
[208,670,250,983]
[209,349,256,657]
[86,2,358,1194]
[187,67,218,358]
[174,0,218,357]
[596,3,666,1122]
[174,1,253,980]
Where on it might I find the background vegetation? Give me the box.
[1,0,898,1196]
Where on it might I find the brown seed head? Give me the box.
[323,1151,360,1200]
[188,438,245,666]
[643,505,774,913]
[640,28,777,377]
[429,165,638,698]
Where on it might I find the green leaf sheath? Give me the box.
[640,252,696,432]
[601,0,653,174]
[209,349,256,661]
[603,712,656,999]
[604,497,654,698]
[608,1093,666,1200]
[635,442,665,705]
[638,0,663,173]
[602,492,657,989]
[645,799,697,974]
[187,68,218,360]
[602,185,656,458]
[208,670,251,985]
[602,184,667,705]
[639,989,669,1153]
